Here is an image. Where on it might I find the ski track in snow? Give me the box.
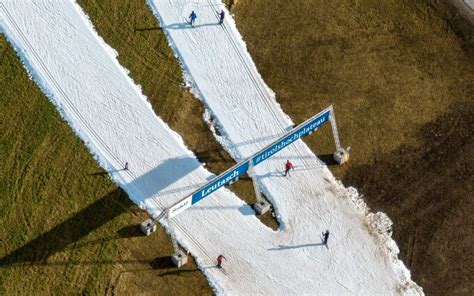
[1,0,422,295]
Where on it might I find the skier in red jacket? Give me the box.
[217,254,226,268]
[284,160,294,177]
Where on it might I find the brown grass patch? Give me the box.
[232,0,473,294]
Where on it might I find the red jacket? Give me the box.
[217,255,226,263]
[285,161,294,171]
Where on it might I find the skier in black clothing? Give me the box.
[218,9,225,25]
[322,230,330,245]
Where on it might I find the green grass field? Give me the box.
[1,0,473,295]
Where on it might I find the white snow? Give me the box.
[1,0,422,295]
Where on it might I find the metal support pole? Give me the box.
[167,214,180,256]
[329,105,342,151]
[329,105,350,165]
[249,161,270,214]
[167,211,188,267]
[249,161,263,204]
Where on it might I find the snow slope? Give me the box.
[1,0,422,295]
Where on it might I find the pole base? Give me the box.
[171,250,188,268]
[333,148,350,165]
[254,200,271,215]
[140,219,157,236]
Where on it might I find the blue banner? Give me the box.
[253,109,330,166]
[191,160,250,205]
[168,107,332,217]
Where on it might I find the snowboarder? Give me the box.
[124,162,129,170]
[284,160,294,176]
[189,11,197,26]
[217,9,225,25]
[216,254,226,268]
[322,230,330,245]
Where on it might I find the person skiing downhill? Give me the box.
[217,9,225,25]
[189,10,197,26]
[216,254,226,268]
[284,160,294,177]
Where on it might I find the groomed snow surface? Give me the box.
[1,0,422,295]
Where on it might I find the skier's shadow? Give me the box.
[163,22,220,30]
[202,265,219,270]
[134,27,161,32]
[267,242,325,251]
[89,168,127,176]
[259,170,285,179]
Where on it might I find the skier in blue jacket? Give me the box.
[189,11,197,26]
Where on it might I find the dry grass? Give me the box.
[232,0,473,294]
[0,35,125,294]
[233,0,472,168]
